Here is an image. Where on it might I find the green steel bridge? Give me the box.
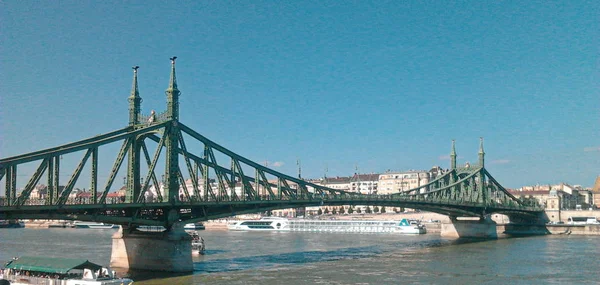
[0,58,544,229]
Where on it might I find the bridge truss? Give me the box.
[0,59,543,228]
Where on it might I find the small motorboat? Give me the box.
[184,222,206,230]
[190,231,205,255]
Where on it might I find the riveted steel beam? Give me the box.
[257,169,276,200]
[137,131,167,203]
[177,130,201,200]
[206,148,231,201]
[16,159,48,206]
[140,141,163,202]
[57,149,93,206]
[90,147,98,204]
[177,169,192,202]
[99,138,131,204]
[179,123,354,197]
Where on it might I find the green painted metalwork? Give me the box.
[5,165,12,206]
[163,57,181,204]
[205,147,231,201]
[202,145,213,201]
[125,66,143,203]
[0,59,544,228]
[128,66,141,126]
[99,138,132,204]
[177,168,192,202]
[91,148,98,204]
[140,141,163,202]
[126,136,141,203]
[53,156,59,204]
[15,159,47,206]
[450,140,457,170]
[10,165,17,206]
[57,149,92,206]
[478,137,485,167]
[137,130,167,203]
[46,157,53,205]
[166,57,180,121]
[177,130,201,200]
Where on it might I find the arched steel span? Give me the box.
[0,60,543,228]
[0,119,542,228]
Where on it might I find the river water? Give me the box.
[1,228,599,284]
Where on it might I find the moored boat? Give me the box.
[228,217,426,234]
[228,217,289,231]
[190,231,205,255]
[395,219,427,234]
[1,256,133,285]
[184,222,206,230]
[71,221,119,229]
[0,220,25,228]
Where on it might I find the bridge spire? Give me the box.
[450,140,457,170]
[164,57,181,204]
[128,66,141,126]
[478,137,485,167]
[166,56,180,121]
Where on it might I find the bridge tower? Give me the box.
[478,137,486,203]
[478,137,485,167]
[450,140,457,170]
[126,66,142,203]
[128,66,142,126]
[111,59,192,272]
[164,57,180,203]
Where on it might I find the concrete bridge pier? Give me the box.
[441,216,498,239]
[110,224,193,272]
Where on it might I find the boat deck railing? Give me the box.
[3,274,70,285]
[288,220,400,233]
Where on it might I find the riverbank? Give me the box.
[23,220,70,228]
[20,213,600,236]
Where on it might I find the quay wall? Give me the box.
[550,210,600,223]
[19,213,600,236]
[544,225,600,236]
[23,220,70,228]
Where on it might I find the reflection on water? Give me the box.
[195,245,381,273]
[1,228,599,285]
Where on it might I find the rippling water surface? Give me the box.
[1,228,599,284]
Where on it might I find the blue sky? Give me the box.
[1,1,598,190]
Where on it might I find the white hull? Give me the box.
[228,218,426,234]
[228,217,288,231]
[394,226,427,234]
[73,222,119,229]
[4,278,132,285]
[184,223,206,230]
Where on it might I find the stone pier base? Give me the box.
[441,217,498,239]
[110,225,193,272]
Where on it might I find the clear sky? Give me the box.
[1,1,598,190]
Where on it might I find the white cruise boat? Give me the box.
[71,221,119,229]
[1,256,133,285]
[228,217,426,234]
[394,219,427,234]
[228,217,289,231]
[184,222,206,230]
